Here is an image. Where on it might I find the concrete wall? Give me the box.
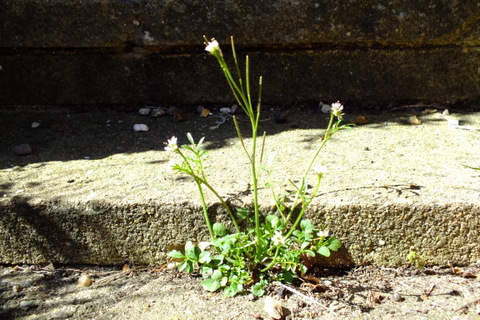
[1,0,479,107]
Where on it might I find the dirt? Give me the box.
[0,263,479,320]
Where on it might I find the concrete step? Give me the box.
[0,106,479,266]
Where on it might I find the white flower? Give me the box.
[204,38,223,57]
[317,229,330,238]
[271,230,286,246]
[331,101,344,119]
[164,136,178,152]
[312,164,327,176]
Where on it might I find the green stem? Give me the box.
[287,113,336,219]
[285,173,323,239]
[194,179,214,239]
[176,149,241,234]
[261,246,280,272]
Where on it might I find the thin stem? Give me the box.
[232,116,252,162]
[194,179,214,239]
[176,149,241,233]
[285,173,323,239]
[287,113,336,219]
[261,246,280,272]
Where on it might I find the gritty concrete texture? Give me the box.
[0,105,479,266]
[0,1,479,105]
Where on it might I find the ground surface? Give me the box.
[0,263,479,320]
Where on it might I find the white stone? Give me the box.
[220,107,232,114]
[320,102,331,113]
[133,124,149,132]
[138,108,151,116]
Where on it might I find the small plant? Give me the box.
[165,36,350,296]
[407,251,426,269]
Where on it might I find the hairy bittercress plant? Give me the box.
[166,37,350,296]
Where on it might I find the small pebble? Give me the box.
[13,144,33,156]
[132,124,149,132]
[320,102,331,113]
[138,108,151,116]
[323,280,333,286]
[78,274,93,287]
[219,107,232,114]
[151,108,166,117]
[20,300,39,310]
[352,115,369,125]
[392,292,404,302]
[31,122,40,128]
[408,115,422,125]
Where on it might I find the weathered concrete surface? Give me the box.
[2,1,479,48]
[0,107,479,266]
[0,0,479,105]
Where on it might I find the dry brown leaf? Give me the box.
[35,261,55,272]
[366,290,384,306]
[200,108,211,117]
[173,109,188,122]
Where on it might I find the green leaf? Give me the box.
[213,223,228,237]
[221,276,228,286]
[199,251,212,264]
[327,238,342,251]
[317,246,331,257]
[252,282,266,296]
[178,260,194,273]
[184,241,200,260]
[266,215,279,229]
[304,249,316,257]
[167,250,185,260]
[211,269,223,281]
[186,132,195,144]
[201,279,221,292]
[300,219,314,233]
[236,207,250,219]
[300,241,310,250]
[225,282,243,297]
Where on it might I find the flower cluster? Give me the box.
[331,102,344,119]
[204,37,223,58]
[164,136,178,152]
